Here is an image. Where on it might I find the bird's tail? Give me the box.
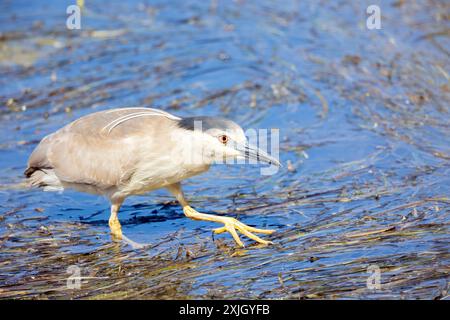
[24,167,64,192]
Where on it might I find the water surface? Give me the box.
[0,0,449,299]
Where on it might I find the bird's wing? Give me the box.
[26,108,181,192]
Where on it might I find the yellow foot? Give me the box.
[213,217,275,247]
[108,219,122,240]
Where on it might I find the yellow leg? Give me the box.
[183,205,274,247]
[108,201,123,240]
[168,183,275,247]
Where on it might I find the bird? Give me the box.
[24,107,280,247]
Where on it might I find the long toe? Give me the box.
[218,217,273,247]
[236,226,273,245]
[224,223,244,247]
[213,226,227,234]
[235,221,275,235]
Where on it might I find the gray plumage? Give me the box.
[177,116,242,132]
[25,107,279,247]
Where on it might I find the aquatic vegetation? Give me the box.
[0,0,448,299]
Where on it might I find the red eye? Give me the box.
[219,135,228,144]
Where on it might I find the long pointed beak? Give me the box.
[236,143,281,167]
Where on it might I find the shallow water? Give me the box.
[0,0,449,299]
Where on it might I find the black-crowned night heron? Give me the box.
[24,108,280,247]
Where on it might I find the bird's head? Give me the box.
[176,116,280,167]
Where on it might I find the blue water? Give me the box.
[0,0,449,299]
